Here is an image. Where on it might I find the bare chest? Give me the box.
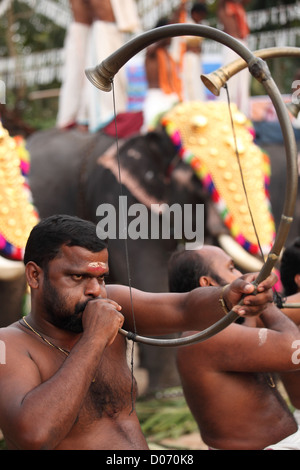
[83,354,137,420]
[32,336,136,419]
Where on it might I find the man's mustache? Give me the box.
[74,300,90,316]
[74,297,102,316]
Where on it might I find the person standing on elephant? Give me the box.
[142,17,183,132]
[217,0,251,116]
[0,214,277,450]
[168,245,300,450]
[170,1,208,102]
[57,0,141,133]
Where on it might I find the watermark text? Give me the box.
[291,80,300,105]
[292,340,300,365]
[96,196,204,250]
[0,340,6,365]
[0,80,5,104]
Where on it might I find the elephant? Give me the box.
[25,101,300,392]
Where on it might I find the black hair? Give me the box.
[191,2,208,16]
[24,214,108,269]
[155,16,169,28]
[280,237,300,296]
[168,248,223,293]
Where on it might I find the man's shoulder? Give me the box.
[106,284,129,297]
[0,322,30,373]
[0,321,20,335]
[0,321,26,346]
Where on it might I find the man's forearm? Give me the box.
[259,303,300,334]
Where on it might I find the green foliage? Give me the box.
[0,0,65,132]
[136,388,198,442]
[0,436,7,450]
[0,0,66,55]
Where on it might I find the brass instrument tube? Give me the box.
[86,24,257,91]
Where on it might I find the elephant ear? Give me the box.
[161,101,276,257]
[0,123,39,261]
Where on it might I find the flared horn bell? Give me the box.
[201,69,229,96]
[201,46,300,97]
[85,64,113,92]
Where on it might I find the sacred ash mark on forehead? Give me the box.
[87,261,108,273]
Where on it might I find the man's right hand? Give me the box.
[82,298,124,347]
[223,272,277,317]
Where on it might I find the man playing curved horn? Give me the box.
[169,245,300,450]
[0,215,277,450]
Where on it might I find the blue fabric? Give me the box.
[253,121,300,145]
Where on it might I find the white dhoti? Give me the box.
[57,21,128,132]
[218,40,250,117]
[294,409,300,426]
[56,22,91,128]
[264,427,300,450]
[182,51,205,102]
[110,0,140,33]
[85,20,128,132]
[170,32,205,103]
[142,89,179,132]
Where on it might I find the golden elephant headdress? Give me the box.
[0,122,39,260]
[161,101,276,257]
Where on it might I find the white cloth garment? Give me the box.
[264,426,300,450]
[170,18,205,103]
[86,20,128,131]
[56,22,90,128]
[141,88,179,132]
[293,409,300,426]
[181,50,204,102]
[110,0,140,32]
[218,39,250,117]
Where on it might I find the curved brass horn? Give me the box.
[201,46,300,97]
[85,25,298,347]
[85,24,267,91]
